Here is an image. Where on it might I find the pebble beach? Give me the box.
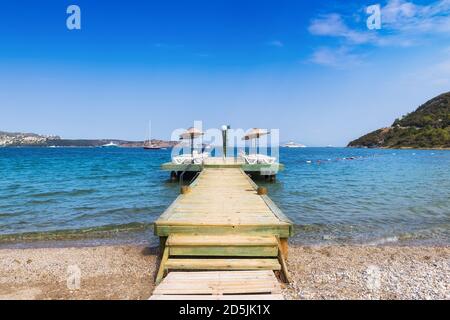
[0,244,448,300]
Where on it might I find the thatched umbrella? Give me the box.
[242,128,270,154]
[179,127,204,158]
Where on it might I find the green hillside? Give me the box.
[348,92,450,149]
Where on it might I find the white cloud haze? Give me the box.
[308,0,450,68]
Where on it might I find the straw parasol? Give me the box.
[179,127,204,158]
[242,128,270,154]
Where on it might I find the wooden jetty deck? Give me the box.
[150,271,283,300]
[161,157,284,174]
[152,161,293,300]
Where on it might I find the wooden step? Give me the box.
[165,258,281,271]
[167,234,279,257]
[167,234,278,246]
[150,271,284,300]
[153,271,281,295]
[170,246,277,257]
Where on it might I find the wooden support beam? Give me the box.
[155,245,169,285]
[277,237,291,283]
[279,238,289,259]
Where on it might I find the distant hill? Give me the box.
[348,92,450,149]
[0,131,176,148]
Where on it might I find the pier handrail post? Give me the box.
[221,125,230,161]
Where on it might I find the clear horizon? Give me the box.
[1,0,450,146]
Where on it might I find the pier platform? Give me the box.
[152,164,293,299]
[161,157,284,173]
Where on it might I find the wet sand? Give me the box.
[0,245,448,300]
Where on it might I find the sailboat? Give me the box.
[143,121,161,150]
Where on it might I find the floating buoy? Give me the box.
[306,160,312,164]
[257,186,268,195]
[180,186,191,194]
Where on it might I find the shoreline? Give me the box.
[1,231,448,250]
[1,225,448,250]
[0,244,448,300]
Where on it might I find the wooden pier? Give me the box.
[162,157,284,180]
[151,159,293,300]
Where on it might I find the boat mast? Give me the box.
[147,120,152,145]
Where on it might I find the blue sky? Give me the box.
[1,0,449,146]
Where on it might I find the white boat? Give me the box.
[202,143,212,151]
[101,141,119,148]
[282,141,306,148]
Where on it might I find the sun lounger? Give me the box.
[172,151,209,165]
[256,154,276,164]
[172,155,193,164]
[241,154,258,165]
[193,152,209,164]
[240,151,276,165]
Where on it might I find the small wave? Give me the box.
[0,222,153,243]
[74,206,155,220]
[366,236,399,246]
[294,223,328,233]
[26,199,56,205]
[31,189,96,198]
[0,212,16,218]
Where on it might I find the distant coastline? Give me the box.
[0,131,176,148]
[348,146,450,150]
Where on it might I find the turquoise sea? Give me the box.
[0,147,449,247]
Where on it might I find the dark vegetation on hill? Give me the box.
[348,92,450,149]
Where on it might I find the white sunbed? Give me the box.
[173,152,210,165]
[256,154,276,164]
[172,154,193,165]
[240,152,276,165]
[240,153,258,165]
[193,153,209,164]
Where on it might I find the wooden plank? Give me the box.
[165,258,281,271]
[154,282,279,294]
[150,271,284,300]
[167,234,278,247]
[159,270,277,279]
[169,246,278,257]
[155,225,291,238]
[153,271,281,294]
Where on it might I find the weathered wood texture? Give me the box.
[167,234,279,257]
[150,271,284,300]
[152,167,293,299]
[155,168,293,237]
